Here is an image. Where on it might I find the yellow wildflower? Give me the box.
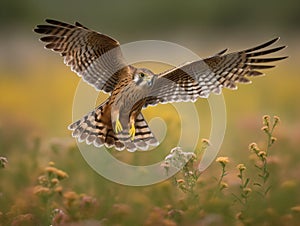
[258,151,267,159]
[64,191,78,201]
[261,126,269,133]
[45,166,58,174]
[249,142,259,152]
[216,156,229,165]
[51,178,59,185]
[271,136,277,144]
[237,164,246,171]
[262,115,270,127]
[33,185,51,196]
[56,169,68,180]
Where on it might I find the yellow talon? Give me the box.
[115,119,123,133]
[129,123,136,140]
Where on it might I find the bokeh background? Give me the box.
[1,0,300,225]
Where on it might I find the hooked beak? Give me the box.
[146,76,153,86]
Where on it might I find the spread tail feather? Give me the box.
[68,103,158,152]
[116,113,159,151]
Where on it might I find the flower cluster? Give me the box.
[249,115,281,197]
[162,144,206,195]
[216,156,230,166]
[262,115,280,146]
[234,163,251,208]
[215,156,230,192]
[61,191,99,221]
[162,147,196,172]
[34,161,68,198]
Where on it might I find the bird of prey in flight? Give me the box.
[34,19,287,152]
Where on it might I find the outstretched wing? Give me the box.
[145,38,287,107]
[34,19,128,93]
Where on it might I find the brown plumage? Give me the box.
[34,19,287,152]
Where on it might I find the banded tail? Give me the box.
[68,103,159,152]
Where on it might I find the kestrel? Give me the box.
[34,19,287,152]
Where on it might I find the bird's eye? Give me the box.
[140,73,145,78]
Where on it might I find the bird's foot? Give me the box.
[115,119,123,134]
[129,123,136,141]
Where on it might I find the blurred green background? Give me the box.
[1,0,300,225]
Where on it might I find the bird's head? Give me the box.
[133,68,155,87]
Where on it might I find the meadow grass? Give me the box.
[0,58,300,225]
[1,111,300,225]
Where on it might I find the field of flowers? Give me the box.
[1,34,300,225]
